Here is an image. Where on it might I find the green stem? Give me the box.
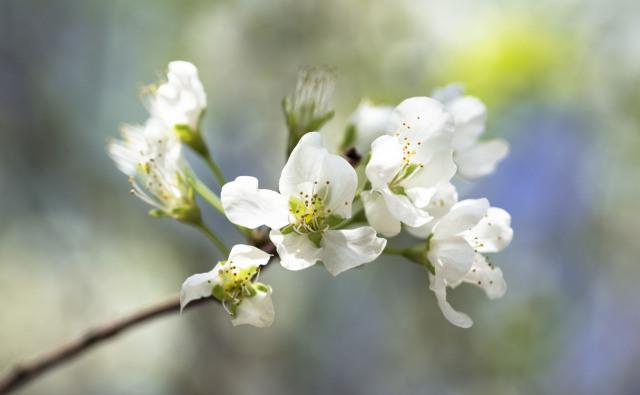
[195,222,230,256]
[383,243,435,274]
[383,246,405,256]
[192,177,224,215]
[204,154,226,186]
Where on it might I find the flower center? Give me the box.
[216,261,258,301]
[288,181,332,234]
[389,122,425,193]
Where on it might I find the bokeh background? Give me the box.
[2,0,639,394]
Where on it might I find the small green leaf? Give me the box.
[339,123,357,151]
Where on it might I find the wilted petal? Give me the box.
[429,273,473,328]
[362,190,402,237]
[221,176,290,230]
[232,285,275,328]
[270,229,321,271]
[456,139,509,179]
[321,227,386,276]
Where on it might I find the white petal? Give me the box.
[465,207,513,253]
[429,236,475,285]
[227,244,271,270]
[107,140,138,176]
[447,96,487,151]
[221,176,290,230]
[432,83,465,104]
[232,285,275,328]
[405,222,431,239]
[380,188,432,228]
[279,133,326,197]
[462,254,507,299]
[270,229,321,271]
[387,97,454,143]
[168,60,198,78]
[401,149,457,190]
[361,190,402,237]
[350,101,394,154]
[365,135,404,189]
[405,182,458,238]
[404,187,438,209]
[279,132,356,218]
[429,273,473,328]
[432,198,489,239]
[456,139,509,179]
[321,151,357,218]
[180,270,220,311]
[320,227,386,276]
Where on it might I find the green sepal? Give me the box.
[389,185,406,195]
[212,284,226,302]
[171,204,202,226]
[174,124,209,157]
[402,235,435,274]
[280,224,295,235]
[253,283,270,293]
[306,110,335,134]
[244,285,257,297]
[339,123,357,152]
[308,232,323,248]
[148,209,168,218]
[327,214,344,228]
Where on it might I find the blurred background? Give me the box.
[1,0,639,394]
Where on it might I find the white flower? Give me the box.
[347,100,393,154]
[405,182,458,238]
[427,198,513,328]
[108,118,198,221]
[150,61,207,132]
[221,132,386,276]
[361,97,457,237]
[433,84,508,179]
[180,244,275,328]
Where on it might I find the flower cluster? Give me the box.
[110,62,513,329]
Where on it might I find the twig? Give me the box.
[0,295,217,394]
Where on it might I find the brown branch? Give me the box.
[0,295,218,395]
